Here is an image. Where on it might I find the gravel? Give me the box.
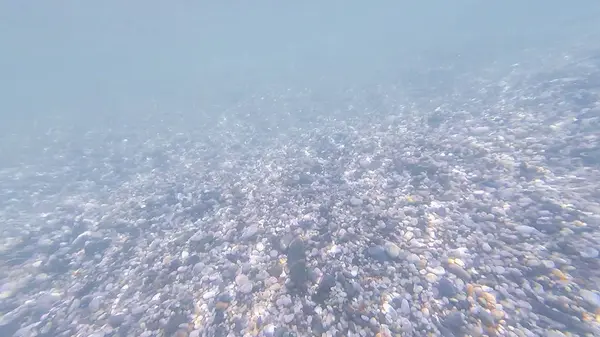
[1,42,600,337]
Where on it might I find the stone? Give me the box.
[384,242,401,259]
[447,264,471,281]
[367,245,388,262]
[350,197,363,206]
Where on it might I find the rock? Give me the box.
[239,282,253,294]
[384,242,401,259]
[425,273,438,283]
[313,274,336,303]
[400,299,410,315]
[407,253,420,263]
[580,289,600,308]
[471,126,490,135]
[350,197,363,206]
[437,278,457,297]
[283,314,294,324]
[287,238,306,262]
[202,290,217,300]
[268,263,283,278]
[431,266,446,275]
[241,225,259,240]
[580,247,599,258]
[84,238,111,257]
[367,245,388,262]
[515,225,540,235]
[108,313,127,327]
[441,312,465,332]
[447,264,471,281]
[235,274,253,294]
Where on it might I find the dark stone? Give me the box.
[287,238,306,262]
[189,233,217,253]
[201,190,221,202]
[164,313,188,336]
[437,278,457,298]
[43,255,71,274]
[83,239,111,257]
[366,245,388,263]
[213,310,226,324]
[274,327,290,337]
[168,259,182,272]
[312,274,336,304]
[268,263,283,278]
[311,316,326,335]
[185,254,201,266]
[298,219,315,230]
[441,312,465,333]
[288,261,308,294]
[108,313,127,327]
[0,309,23,337]
[74,280,97,298]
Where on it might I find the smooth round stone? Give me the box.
[580,247,599,258]
[425,273,438,283]
[430,266,446,275]
[407,253,420,263]
[481,243,492,252]
[542,260,555,269]
[384,242,401,259]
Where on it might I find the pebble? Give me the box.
[283,314,294,324]
[202,290,217,300]
[407,253,420,263]
[580,246,599,258]
[438,278,457,297]
[235,274,253,294]
[367,245,388,262]
[580,289,600,308]
[425,273,438,283]
[384,241,401,259]
[400,298,410,314]
[447,263,471,281]
[515,225,539,235]
[350,197,363,206]
[430,266,446,275]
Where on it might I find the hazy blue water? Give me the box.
[1,1,599,133]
